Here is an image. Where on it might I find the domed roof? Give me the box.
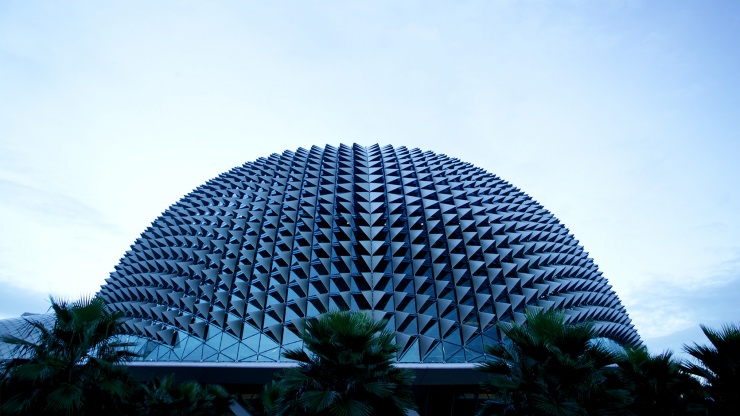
[101,144,639,364]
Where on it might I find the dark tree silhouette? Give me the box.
[617,347,706,415]
[263,310,416,416]
[683,323,740,415]
[0,295,139,415]
[137,374,233,416]
[477,309,631,416]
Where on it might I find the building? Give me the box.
[1,143,640,414]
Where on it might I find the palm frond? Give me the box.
[265,310,415,416]
[44,382,84,414]
[477,309,630,416]
[299,390,338,412]
[330,397,372,416]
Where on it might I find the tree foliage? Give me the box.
[477,309,631,416]
[0,295,139,415]
[617,347,706,415]
[683,323,740,415]
[137,374,234,416]
[263,310,416,416]
[5,293,739,416]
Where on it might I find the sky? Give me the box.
[1,1,739,355]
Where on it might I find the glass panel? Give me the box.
[237,342,258,362]
[182,345,203,362]
[423,344,444,363]
[258,335,279,353]
[206,331,223,352]
[243,334,260,351]
[258,349,279,362]
[444,347,465,363]
[399,339,420,363]
[220,341,238,360]
[202,344,218,360]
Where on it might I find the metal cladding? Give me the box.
[101,144,640,363]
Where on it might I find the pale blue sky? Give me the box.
[1,1,739,355]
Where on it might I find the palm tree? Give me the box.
[137,374,234,416]
[683,323,740,415]
[262,310,416,416]
[617,347,706,415]
[477,308,631,416]
[0,295,139,415]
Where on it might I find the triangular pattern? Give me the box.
[99,144,641,363]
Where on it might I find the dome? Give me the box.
[101,144,639,364]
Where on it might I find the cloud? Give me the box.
[0,282,51,319]
[0,178,127,299]
[627,255,740,350]
[0,178,118,230]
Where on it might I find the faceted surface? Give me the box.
[100,144,639,363]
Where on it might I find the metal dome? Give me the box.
[101,143,639,364]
